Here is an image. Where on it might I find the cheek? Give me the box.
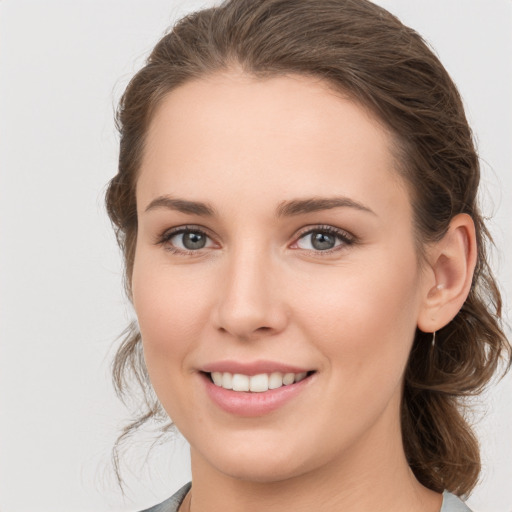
[292,251,422,378]
[131,253,213,371]
[131,253,219,423]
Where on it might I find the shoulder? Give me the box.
[441,491,474,512]
[138,482,191,512]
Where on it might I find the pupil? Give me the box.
[183,232,206,250]
[311,232,335,250]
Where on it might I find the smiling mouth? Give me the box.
[204,371,316,393]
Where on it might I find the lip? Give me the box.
[200,369,315,417]
[200,359,312,376]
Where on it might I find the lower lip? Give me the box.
[201,373,314,417]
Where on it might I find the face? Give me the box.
[132,71,430,483]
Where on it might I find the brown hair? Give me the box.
[106,0,511,496]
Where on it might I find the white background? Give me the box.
[0,1,511,511]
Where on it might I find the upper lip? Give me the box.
[200,360,313,376]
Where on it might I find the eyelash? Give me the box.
[155,224,356,256]
[293,225,356,255]
[155,225,215,256]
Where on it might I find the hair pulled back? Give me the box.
[106,0,510,495]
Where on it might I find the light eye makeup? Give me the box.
[292,225,356,255]
[154,224,357,256]
[155,225,216,256]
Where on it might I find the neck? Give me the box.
[186,418,442,512]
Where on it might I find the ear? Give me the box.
[417,213,477,333]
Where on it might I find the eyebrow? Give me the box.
[144,195,375,217]
[144,196,217,216]
[275,197,376,217]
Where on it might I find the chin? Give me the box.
[219,460,306,484]
[196,440,321,484]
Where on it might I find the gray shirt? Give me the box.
[140,482,473,511]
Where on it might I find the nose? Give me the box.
[212,246,288,341]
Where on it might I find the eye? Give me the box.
[293,226,354,252]
[173,230,208,250]
[157,226,216,254]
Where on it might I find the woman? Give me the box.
[105,0,511,511]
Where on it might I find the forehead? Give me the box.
[137,71,409,218]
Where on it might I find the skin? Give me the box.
[132,70,476,512]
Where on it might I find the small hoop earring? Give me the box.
[431,331,436,348]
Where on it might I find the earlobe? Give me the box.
[417,213,477,333]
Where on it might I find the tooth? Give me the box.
[214,371,308,391]
[232,373,250,391]
[269,372,284,389]
[249,373,269,392]
[294,372,307,383]
[283,373,295,385]
[221,372,233,389]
